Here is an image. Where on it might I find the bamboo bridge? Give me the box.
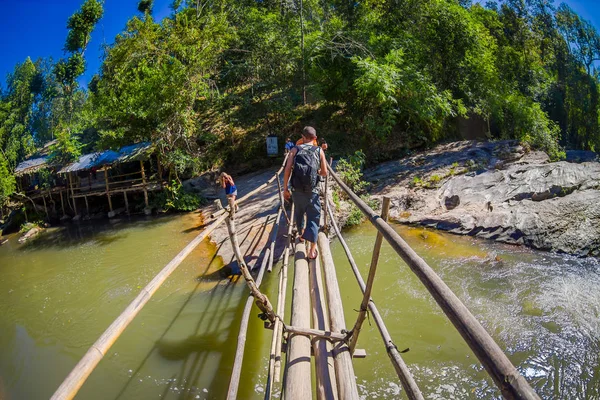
[49,156,541,400]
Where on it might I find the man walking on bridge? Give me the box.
[283,126,328,259]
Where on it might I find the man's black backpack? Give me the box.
[291,144,321,193]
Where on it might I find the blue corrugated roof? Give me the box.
[58,152,103,174]
[14,156,49,176]
[116,142,154,163]
[55,142,154,173]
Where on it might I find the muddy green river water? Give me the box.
[0,214,598,399]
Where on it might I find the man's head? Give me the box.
[286,137,291,142]
[302,126,317,141]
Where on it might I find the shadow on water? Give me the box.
[17,215,176,252]
[112,234,259,400]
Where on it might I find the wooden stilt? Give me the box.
[42,195,48,218]
[157,157,163,189]
[59,189,65,217]
[68,173,77,215]
[140,160,149,207]
[84,196,90,216]
[317,232,360,400]
[349,197,391,353]
[104,168,113,212]
[284,241,313,400]
[124,192,129,215]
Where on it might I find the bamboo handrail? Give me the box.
[326,203,424,400]
[348,196,391,353]
[326,163,540,400]
[227,203,283,400]
[50,212,229,400]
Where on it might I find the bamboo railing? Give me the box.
[326,162,540,400]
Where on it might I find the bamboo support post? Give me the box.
[140,160,149,207]
[68,173,77,215]
[104,169,112,212]
[50,212,229,400]
[349,197,391,353]
[228,203,283,400]
[317,232,360,400]
[42,195,48,218]
[309,255,338,399]
[284,241,313,400]
[326,203,424,399]
[326,164,540,400]
[84,196,89,216]
[59,190,65,216]
[124,192,129,215]
[157,157,163,189]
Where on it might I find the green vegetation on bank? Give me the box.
[2,0,600,210]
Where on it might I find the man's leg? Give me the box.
[292,192,308,239]
[303,192,321,259]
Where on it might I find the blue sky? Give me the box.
[0,0,599,90]
[0,0,173,90]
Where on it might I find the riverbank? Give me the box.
[364,140,600,256]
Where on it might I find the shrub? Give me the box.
[345,205,364,227]
[151,181,205,212]
[336,150,368,194]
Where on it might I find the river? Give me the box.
[0,214,598,399]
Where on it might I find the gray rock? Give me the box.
[367,140,600,256]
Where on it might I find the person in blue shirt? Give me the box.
[220,172,238,209]
[284,137,295,154]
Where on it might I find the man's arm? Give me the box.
[283,147,297,199]
[318,148,328,176]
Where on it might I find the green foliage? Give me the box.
[152,181,205,211]
[65,0,104,53]
[2,0,600,200]
[345,204,364,227]
[336,150,367,194]
[138,0,154,14]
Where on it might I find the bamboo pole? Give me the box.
[224,197,277,323]
[140,160,149,207]
[50,212,229,400]
[326,203,424,399]
[104,169,112,212]
[284,241,313,400]
[269,203,295,389]
[326,164,540,400]
[123,192,129,215]
[349,197,391,353]
[275,174,291,225]
[309,255,338,399]
[84,196,89,216]
[317,232,360,400]
[68,173,77,215]
[59,189,65,217]
[227,203,283,400]
[42,194,48,218]
[267,197,283,273]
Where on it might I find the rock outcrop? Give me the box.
[366,141,600,256]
